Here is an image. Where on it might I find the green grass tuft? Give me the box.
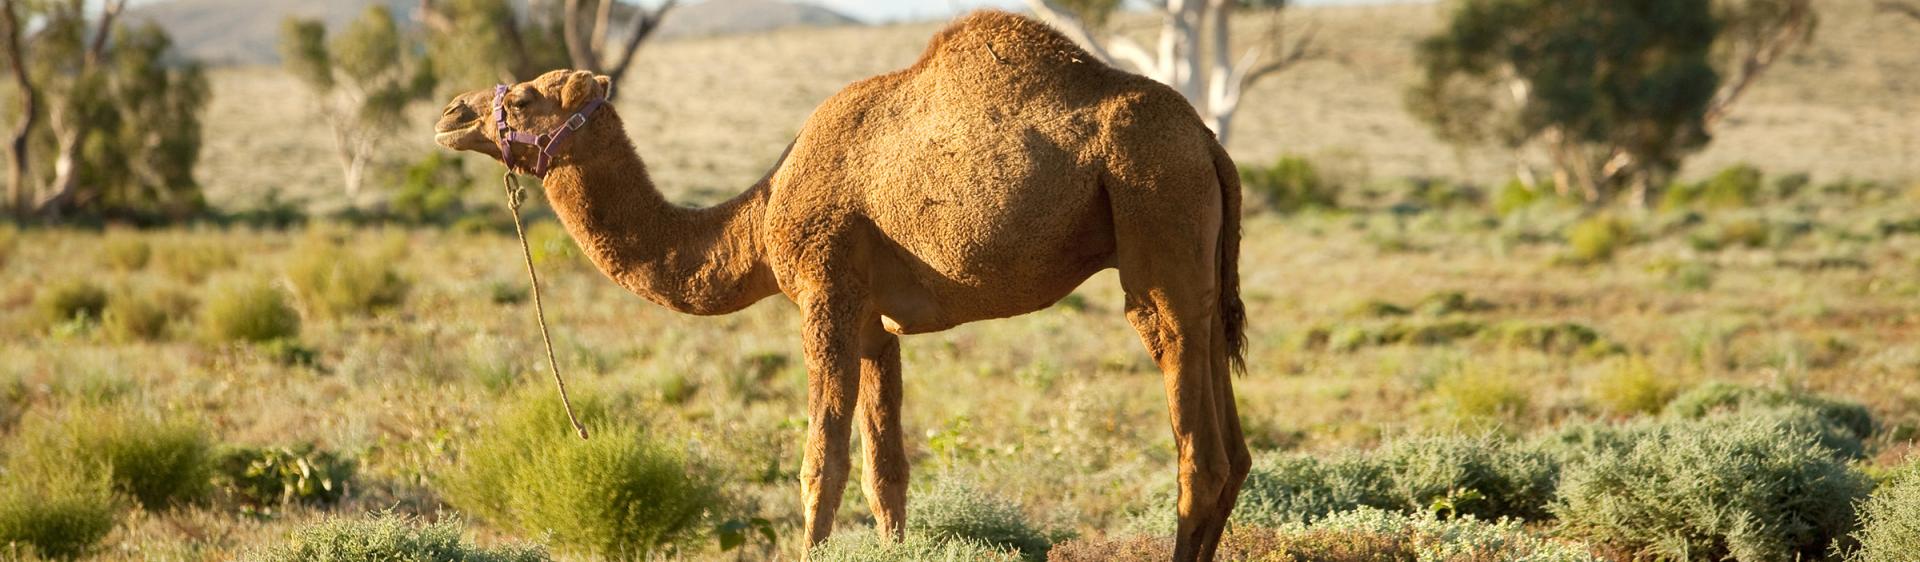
[1560,214,1632,265]
[34,280,108,328]
[285,235,410,318]
[256,512,550,562]
[0,472,118,560]
[14,405,214,510]
[100,235,153,271]
[200,278,301,344]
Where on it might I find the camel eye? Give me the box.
[509,96,533,110]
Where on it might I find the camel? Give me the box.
[433,11,1249,561]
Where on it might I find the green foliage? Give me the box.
[1552,413,1871,562]
[1487,321,1616,356]
[14,406,214,510]
[280,6,438,197]
[388,153,478,224]
[1410,0,1724,197]
[1586,357,1677,416]
[214,444,355,516]
[1429,369,1530,424]
[422,0,569,91]
[1242,155,1340,214]
[153,241,236,283]
[1493,179,1552,215]
[1850,462,1920,562]
[441,397,722,559]
[1560,214,1633,265]
[809,531,1024,562]
[0,472,117,560]
[1665,381,1875,457]
[101,235,151,270]
[1230,454,1395,527]
[34,280,107,327]
[101,287,191,342]
[200,278,300,343]
[908,480,1053,560]
[1664,163,1766,209]
[526,220,587,269]
[80,24,212,219]
[1058,508,1604,562]
[1375,435,1559,521]
[257,512,550,562]
[285,235,409,318]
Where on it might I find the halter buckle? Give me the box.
[564,113,589,131]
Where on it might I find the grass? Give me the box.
[11,405,216,510]
[34,280,109,328]
[0,472,118,560]
[284,234,410,318]
[199,278,300,344]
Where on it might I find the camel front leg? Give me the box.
[799,293,865,553]
[858,327,908,539]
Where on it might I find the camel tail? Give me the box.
[1212,143,1248,374]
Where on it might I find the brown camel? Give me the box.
[434,11,1249,561]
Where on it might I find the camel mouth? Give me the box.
[434,123,483,150]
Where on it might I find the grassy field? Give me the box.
[4,2,1920,561]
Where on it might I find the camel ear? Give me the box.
[560,71,611,109]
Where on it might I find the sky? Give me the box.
[810,0,1418,23]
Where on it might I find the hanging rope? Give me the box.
[503,172,589,440]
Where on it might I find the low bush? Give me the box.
[100,235,152,271]
[1552,413,1871,562]
[387,152,477,225]
[153,241,236,283]
[200,278,300,344]
[102,287,192,342]
[910,480,1054,560]
[1850,461,1920,562]
[1559,214,1632,265]
[285,235,409,318]
[0,472,118,560]
[1375,435,1559,522]
[34,280,108,327]
[1241,155,1340,213]
[440,397,722,559]
[1230,454,1394,527]
[1665,381,1875,444]
[13,406,215,510]
[215,443,356,516]
[811,531,1023,562]
[1663,164,1765,210]
[1429,369,1531,424]
[1053,508,1603,562]
[1689,217,1772,251]
[1586,357,1677,416]
[256,512,550,562]
[1486,321,1617,356]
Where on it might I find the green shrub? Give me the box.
[1230,454,1395,527]
[0,472,117,561]
[1560,214,1632,265]
[1054,508,1603,562]
[34,280,108,327]
[15,406,214,510]
[215,443,355,516]
[1486,321,1615,356]
[388,152,476,225]
[1552,413,1871,562]
[257,512,550,562]
[1663,164,1765,210]
[1850,463,1920,562]
[1242,155,1339,213]
[1429,369,1530,424]
[441,397,721,559]
[285,236,409,318]
[1666,382,1875,446]
[1493,178,1556,216]
[100,235,152,271]
[909,480,1053,560]
[1375,435,1559,522]
[153,241,236,283]
[102,288,191,343]
[810,531,1024,562]
[200,279,300,344]
[1586,357,1677,416]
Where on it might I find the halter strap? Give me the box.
[493,83,610,177]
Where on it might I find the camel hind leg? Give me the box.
[1109,173,1250,561]
[858,327,909,539]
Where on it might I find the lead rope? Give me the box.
[504,172,589,440]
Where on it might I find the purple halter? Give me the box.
[493,83,609,177]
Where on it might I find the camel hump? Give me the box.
[916,10,1103,72]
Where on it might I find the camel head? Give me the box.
[434,69,615,173]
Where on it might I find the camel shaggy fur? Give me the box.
[434,11,1250,561]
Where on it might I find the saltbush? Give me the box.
[1230,454,1395,527]
[285,236,409,318]
[1850,462,1920,562]
[0,473,118,560]
[215,444,356,515]
[441,397,721,559]
[1552,413,1871,562]
[257,512,550,562]
[1053,508,1603,562]
[1665,381,1875,445]
[1374,435,1559,521]
[200,278,300,343]
[811,531,1024,562]
[909,480,1053,560]
[1241,155,1339,213]
[14,406,215,510]
[34,280,108,327]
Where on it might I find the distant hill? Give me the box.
[127,0,861,66]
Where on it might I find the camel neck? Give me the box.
[537,124,781,315]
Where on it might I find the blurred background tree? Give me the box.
[0,0,209,221]
[1407,0,1815,206]
[416,0,675,98]
[1026,0,1316,145]
[280,6,438,204]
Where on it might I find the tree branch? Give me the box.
[601,0,675,94]
[1704,0,1813,132]
[1,0,33,218]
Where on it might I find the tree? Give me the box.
[1,0,209,220]
[1026,0,1315,145]
[280,6,437,203]
[417,0,674,98]
[1408,0,1815,205]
